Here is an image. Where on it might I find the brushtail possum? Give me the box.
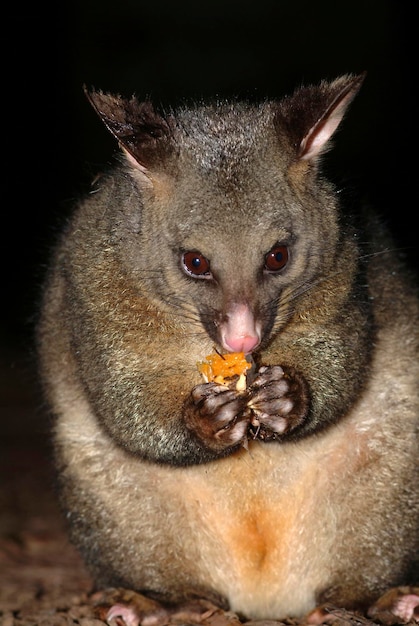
[37,74,419,622]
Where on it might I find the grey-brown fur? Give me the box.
[36,74,418,620]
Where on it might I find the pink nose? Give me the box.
[220,302,261,354]
[224,334,260,354]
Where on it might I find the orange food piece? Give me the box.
[197,351,251,385]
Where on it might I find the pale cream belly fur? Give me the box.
[54,370,378,619]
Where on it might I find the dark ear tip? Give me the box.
[345,71,367,96]
[83,85,105,116]
[82,88,174,170]
[82,83,99,102]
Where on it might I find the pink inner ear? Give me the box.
[299,113,344,161]
[298,76,364,161]
[122,147,149,174]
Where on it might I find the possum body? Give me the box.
[37,74,419,620]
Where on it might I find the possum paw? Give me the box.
[106,603,142,626]
[93,588,164,626]
[367,586,419,624]
[247,365,309,439]
[306,587,419,625]
[185,382,249,450]
[93,588,223,626]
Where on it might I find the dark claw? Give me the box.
[247,365,309,438]
[185,382,250,450]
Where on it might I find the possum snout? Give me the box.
[220,302,261,354]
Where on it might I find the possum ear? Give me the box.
[276,73,366,163]
[299,73,365,160]
[84,86,175,173]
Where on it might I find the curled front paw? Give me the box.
[247,365,309,439]
[184,382,249,451]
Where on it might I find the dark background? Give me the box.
[3,0,417,366]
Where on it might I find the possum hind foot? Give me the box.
[93,588,228,626]
[367,586,419,624]
[306,586,419,624]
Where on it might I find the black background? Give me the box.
[4,0,417,356]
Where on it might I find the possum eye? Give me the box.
[264,244,289,272]
[182,250,212,279]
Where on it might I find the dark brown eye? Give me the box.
[182,251,211,278]
[264,244,289,272]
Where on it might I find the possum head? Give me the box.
[86,74,364,356]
